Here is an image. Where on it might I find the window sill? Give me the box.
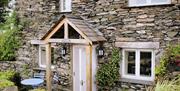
[123,4,174,9]
[60,11,72,13]
[120,78,154,85]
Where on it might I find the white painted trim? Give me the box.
[136,50,139,76]
[92,45,97,91]
[121,49,155,81]
[79,48,82,90]
[39,45,55,69]
[128,0,171,7]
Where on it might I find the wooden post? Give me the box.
[46,43,52,91]
[64,20,68,39]
[89,45,92,91]
[86,45,92,91]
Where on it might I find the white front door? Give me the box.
[73,45,86,91]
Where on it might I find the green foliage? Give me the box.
[0,0,8,6]
[0,12,21,61]
[0,70,16,89]
[0,70,16,80]
[0,79,15,89]
[155,56,168,76]
[22,64,31,78]
[155,44,180,76]
[96,48,120,90]
[147,77,180,91]
[0,0,8,22]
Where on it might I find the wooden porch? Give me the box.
[31,15,106,91]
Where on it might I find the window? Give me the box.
[39,46,55,68]
[129,0,171,7]
[121,49,155,81]
[60,0,72,12]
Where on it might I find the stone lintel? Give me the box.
[116,37,136,42]
[115,42,159,49]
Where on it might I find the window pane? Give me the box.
[151,0,168,3]
[140,52,151,76]
[125,51,136,75]
[61,0,72,12]
[40,47,55,66]
[66,0,72,11]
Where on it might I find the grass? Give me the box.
[147,77,180,91]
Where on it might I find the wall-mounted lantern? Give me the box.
[97,45,104,58]
[61,46,66,56]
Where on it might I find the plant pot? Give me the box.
[175,66,180,71]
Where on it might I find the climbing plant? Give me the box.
[96,48,120,90]
[155,44,180,76]
[0,12,22,61]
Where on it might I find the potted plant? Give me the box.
[174,55,180,71]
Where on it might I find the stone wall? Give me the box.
[11,0,180,90]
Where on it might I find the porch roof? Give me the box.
[39,15,106,44]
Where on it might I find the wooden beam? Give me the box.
[64,20,68,39]
[115,42,159,49]
[89,45,92,91]
[30,40,46,45]
[46,43,52,91]
[86,45,93,91]
[66,19,93,45]
[44,19,66,41]
[49,39,89,44]
[86,46,90,91]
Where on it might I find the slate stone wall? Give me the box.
[1,0,178,90]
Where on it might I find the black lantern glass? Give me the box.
[98,46,104,57]
[61,46,66,56]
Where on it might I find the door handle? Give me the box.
[81,80,84,86]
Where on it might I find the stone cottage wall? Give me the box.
[8,0,180,90]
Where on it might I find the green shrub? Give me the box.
[147,77,180,91]
[0,0,9,22]
[0,71,16,89]
[0,70,16,80]
[155,44,180,76]
[0,12,21,61]
[155,56,168,76]
[0,70,21,88]
[96,48,120,90]
[0,79,15,89]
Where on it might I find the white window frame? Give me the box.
[121,49,155,81]
[60,0,72,12]
[39,45,55,69]
[128,0,171,7]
